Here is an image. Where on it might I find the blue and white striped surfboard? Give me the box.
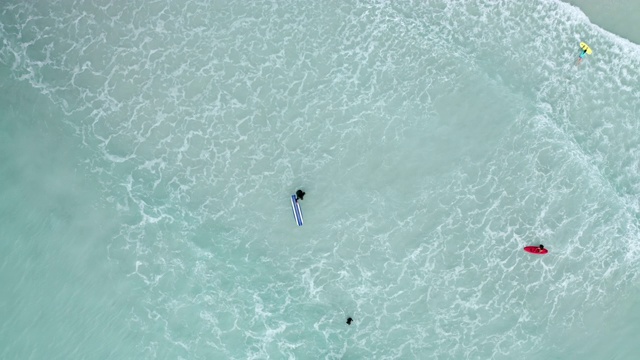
[291,194,303,226]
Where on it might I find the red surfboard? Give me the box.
[524,246,548,255]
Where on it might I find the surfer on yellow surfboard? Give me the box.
[576,42,592,65]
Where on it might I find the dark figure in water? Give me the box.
[539,244,545,251]
[296,189,305,200]
[346,317,353,325]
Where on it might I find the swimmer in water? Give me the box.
[346,317,353,325]
[296,189,305,200]
[577,48,587,64]
[576,43,591,65]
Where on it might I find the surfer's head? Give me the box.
[539,244,544,250]
[296,189,305,200]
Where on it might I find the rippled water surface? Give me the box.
[2,0,640,359]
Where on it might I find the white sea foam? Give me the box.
[2,0,640,358]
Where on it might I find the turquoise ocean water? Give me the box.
[2,0,640,358]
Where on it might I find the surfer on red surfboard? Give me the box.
[524,244,547,254]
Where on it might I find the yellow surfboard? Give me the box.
[580,42,592,55]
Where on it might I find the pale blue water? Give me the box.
[1,0,640,359]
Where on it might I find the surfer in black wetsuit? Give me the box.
[346,317,353,325]
[296,189,305,200]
